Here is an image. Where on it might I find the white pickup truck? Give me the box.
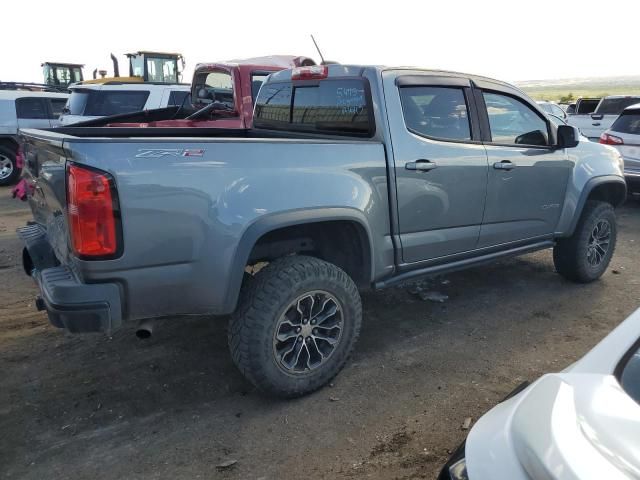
[568,95,640,141]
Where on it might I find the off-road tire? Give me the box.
[0,145,20,187]
[553,200,617,283]
[228,255,362,398]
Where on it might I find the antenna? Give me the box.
[311,34,326,65]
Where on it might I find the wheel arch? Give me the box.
[563,175,626,237]
[223,208,375,313]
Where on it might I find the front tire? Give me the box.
[228,256,362,398]
[0,145,20,187]
[553,200,617,283]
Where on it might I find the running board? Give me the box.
[374,240,555,289]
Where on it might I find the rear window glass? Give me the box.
[254,78,373,136]
[83,91,150,116]
[66,90,150,117]
[597,98,640,115]
[15,98,48,119]
[611,112,640,135]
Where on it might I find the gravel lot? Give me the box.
[2,185,639,480]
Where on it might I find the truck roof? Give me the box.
[266,64,527,95]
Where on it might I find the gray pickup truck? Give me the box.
[18,64,626,397]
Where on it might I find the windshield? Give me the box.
[597,98,640,115]
[65,89,150,117]
[43,65,83,86]
[146,57,178,83]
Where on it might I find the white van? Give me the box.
[0,90,69,185]
[59,83,191,125]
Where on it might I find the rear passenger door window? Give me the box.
[399,86,471,141]
[483,92,549,146]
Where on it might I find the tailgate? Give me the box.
[20,129,71,264]
[579,116,616,140]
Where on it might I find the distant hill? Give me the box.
[515,75,640,101]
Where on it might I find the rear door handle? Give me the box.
[493,160,516,171]
[406,159,437,171]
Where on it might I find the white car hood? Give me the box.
[466,308,640,480]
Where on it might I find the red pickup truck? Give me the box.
[107,55,316,129]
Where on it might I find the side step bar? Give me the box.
[374,240,555,289]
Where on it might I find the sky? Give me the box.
[3,0,638,85]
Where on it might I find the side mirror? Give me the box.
[591,113,604,120]
[557,125,580,148]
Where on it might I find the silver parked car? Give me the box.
[0,90,68,185]
[600,103,640,194]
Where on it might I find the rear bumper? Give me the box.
[34,266,122,333]
[17,224,122,334]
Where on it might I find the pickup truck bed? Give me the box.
[18,64,626,397]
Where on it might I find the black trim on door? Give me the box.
[395,75,471,88]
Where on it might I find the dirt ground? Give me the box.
[1,185,639,480]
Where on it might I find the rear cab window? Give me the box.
[254,76,374,137]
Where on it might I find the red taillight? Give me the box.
[599,133,624,145]
[67,164,119,258]
[291,65,328,81]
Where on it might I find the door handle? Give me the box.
[405,159,437,171]
[493,160,516,170]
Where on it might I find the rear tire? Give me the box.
[553,200,617,283]
[0,145,20,187]
[228,255,362,398]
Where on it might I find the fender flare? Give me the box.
[221,207,375,314]
[565,175,626,237]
